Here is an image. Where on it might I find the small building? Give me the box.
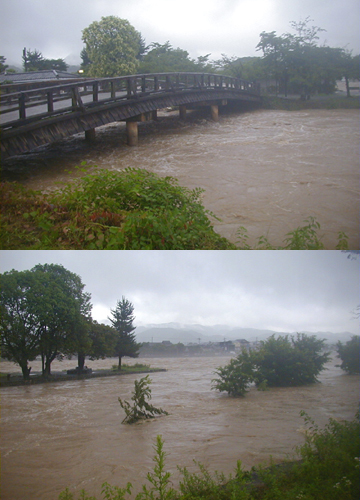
[233,339,251,352]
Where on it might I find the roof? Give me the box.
[0,70,81,83]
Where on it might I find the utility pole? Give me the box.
[23,48,28,72]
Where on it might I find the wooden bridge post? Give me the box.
[126,120,138,146]
[210,104,219,121]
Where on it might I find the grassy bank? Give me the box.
[59,412,359,500]
[0,168,349,250]
[0,167,235,250]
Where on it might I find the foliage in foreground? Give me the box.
[118,375,168,424]
[212,333,331,397]
[336,335,360,374]
[59,412,360,500]
[0,168,349,250]
[0,168,233,250]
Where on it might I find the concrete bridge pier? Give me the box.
[210,104,219,121]
[126,120,138,146]
[179,105,187,120]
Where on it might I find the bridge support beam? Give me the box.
[210,104,219,121]
[179,105,186,120]
[85,128,96,142]
[126,120,138,146]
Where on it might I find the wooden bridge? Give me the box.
[0,72,261,159]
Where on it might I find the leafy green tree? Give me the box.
[138,41,213,73]
[339,52,360,97]
[22,49,68,72]
[0,270,42,379]
[88,320,117,360]
[212,347,254,396]
[256,17,353,99]
[30,263,92,376]
[214,55,263,81]
[336,335,360,374]
[254,333,330,387]
[81,16,142,77]
[0,55,9,73]
[109,296,140,369]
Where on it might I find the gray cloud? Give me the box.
[0,251,358,334]
[1,0,358,66]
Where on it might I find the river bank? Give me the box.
[0,366,166,387]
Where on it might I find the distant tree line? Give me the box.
[2,15,358,100]
[78,15,359,99]
[0,264,140,379]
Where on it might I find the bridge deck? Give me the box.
[0,72,261,159]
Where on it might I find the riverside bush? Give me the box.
[336,335,360,374]
[0,168,234,250]
[212,333,331,396]
[59,413,360,500]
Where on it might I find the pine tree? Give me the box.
[109,296,140,369]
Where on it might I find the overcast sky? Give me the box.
[1,0,359,66]
[0,251,358,334]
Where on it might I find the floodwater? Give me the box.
[0,355,358,500]
[1,108,359,248]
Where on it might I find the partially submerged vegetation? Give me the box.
[59,412,360,500]
[212,333,331,397]
[0,168,349,250]
[118,375,169,424]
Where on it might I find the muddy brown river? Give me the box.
[0,355,358,500]
[2,108,359,248]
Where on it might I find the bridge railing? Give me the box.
[0,73,260,128]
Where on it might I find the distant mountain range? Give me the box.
[133,322,354,345]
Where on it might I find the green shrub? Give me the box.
[336,336,360,374]
[212,348,254,397]
[0,168,234,250]
[212,333,331,396]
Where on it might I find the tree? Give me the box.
[138,41,213,74]
[214,55,263,81]
[81,16,142,77]
[22,49,68,72]
[109,296,140,369]
[336,336,360,374]
[88,320,117,361]
[213,333,330,397]
[0,55,9,73]
[212,347,254,397]
[0,270,42,379]
[256,18,351,99]
[29,263,92,376]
